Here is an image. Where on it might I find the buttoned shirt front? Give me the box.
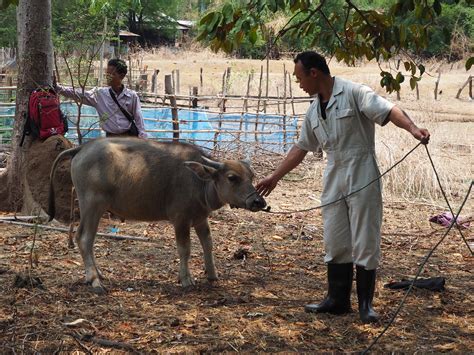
[57,85,148,138]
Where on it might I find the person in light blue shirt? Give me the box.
[257,51,430,323]
[54,59,147,138]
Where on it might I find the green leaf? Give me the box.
[222,3,233,24]
[249,27,258,44]
[464,57,474,71]
[207,13,221,32]
[396,72,404,84]
[404,61,411,71]
[410,77,417,90]
[200,12,215,26]
[418,64,425,76]
[268,0,277,12]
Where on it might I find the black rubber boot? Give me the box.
[356,266,379,323]
[305,263,353,314]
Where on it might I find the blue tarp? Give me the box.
[1,103,299,153]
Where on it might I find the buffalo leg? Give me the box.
[194,219,218,282]
[76,204,104,292]
[174,222,194,287]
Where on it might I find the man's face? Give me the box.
[106,65,125,86]
[293,61,318,96]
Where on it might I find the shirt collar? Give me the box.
[111,85,132,98]
[327,77,343,109]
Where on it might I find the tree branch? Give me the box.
[317,9,346,49]
[272,0,327,48]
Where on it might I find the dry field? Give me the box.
[0,49,473,353]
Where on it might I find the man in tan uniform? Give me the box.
[256,51,430,323]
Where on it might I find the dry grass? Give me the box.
[0,160,472,352]
[133,48,473,202]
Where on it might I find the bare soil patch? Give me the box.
[0,153,472,353]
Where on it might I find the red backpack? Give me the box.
[20,88,68,146]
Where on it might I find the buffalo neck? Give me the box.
[204,181,224,211]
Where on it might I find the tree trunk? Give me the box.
[0,0,53,213]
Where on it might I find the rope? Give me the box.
[363,180,472,354]
[263,142,423,214]
[424,145,473,255]
[260,142,473,351]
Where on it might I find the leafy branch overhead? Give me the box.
[197,0,473,93]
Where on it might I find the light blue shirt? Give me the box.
[57,85,148,138]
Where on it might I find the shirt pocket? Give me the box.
[335,108,355,138]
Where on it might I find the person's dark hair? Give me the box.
[108,58,128,75]
[294,51,330,75]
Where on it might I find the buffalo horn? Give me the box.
[201,156,224,169]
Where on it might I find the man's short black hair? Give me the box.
[108,58,128,75]
[294,51,330,75]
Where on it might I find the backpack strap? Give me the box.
[109,88,135,124]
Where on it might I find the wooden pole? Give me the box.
[200,67,203,93]
[127,55,132,86]
[255,65,263,142]
[176,69,180,94]
[7,75,13,101]
[434,70,441,100]
[264,47,269,114]
[283,69,287,152]
[243,73,251,112]
[172,70,176,94]
[220,67,231,112]
[288,71,295,116]
[165,75,179,141]
[455,75,473,99]
[98,16,107,87]
[192,86,198,108]
[151,69,159,93]
[470,76,473,99]
[276,87,281,114]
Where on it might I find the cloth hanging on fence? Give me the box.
[429,212,470,229]
[384,277,446,291]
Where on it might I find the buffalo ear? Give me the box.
[184,161,217,181]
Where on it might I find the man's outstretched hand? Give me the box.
[256,175,279,197]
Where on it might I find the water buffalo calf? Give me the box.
[48,138,266,293]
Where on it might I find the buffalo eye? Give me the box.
[227,174,240,183]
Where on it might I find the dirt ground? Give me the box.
[0,152,473,353]
[0,52,473,352]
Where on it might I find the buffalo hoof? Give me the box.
[207,276,218,283]
[85,279,107,294]
[180,276,195,288]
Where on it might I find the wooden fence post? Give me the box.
[151,69,159,93]
[200,67,203,93]
[255,65,263,142]
[176,69,180,94]
[165,75,179,141]
[192,86,198,108]
[171,70,176,94]
[288,71,295,116]
[455,75,473,99]
[434,70,441,100]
